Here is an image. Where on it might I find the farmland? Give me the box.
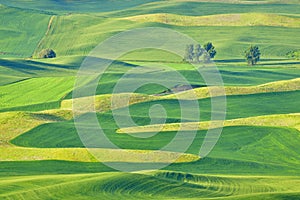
[0,0,300,199]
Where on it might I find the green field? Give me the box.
[0,0,300,199]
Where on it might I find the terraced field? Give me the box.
[0,0,300,199]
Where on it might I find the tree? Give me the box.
[203,42,216,62]
[38,48,56,58]
[245,45,260,65]
[286,50,300,60]
[194,44,203,63]
[184,44,194,62]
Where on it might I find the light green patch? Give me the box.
[61,93,157,113]
[0,110,73,146]
[166,78,300,100]
[125,13,300,27]
[0,77,74,110]
[0,147,199,163]
[118,113,300,133]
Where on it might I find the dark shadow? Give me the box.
[0,77,31,86]
[0,57,139,75]
[64,56,140,70]
[0,160,115,176]
[0,101,60,112]
[31,113,67,121]
[260,58,290,62]
[58,57,140,100]
[25,60,78,69]
[219,69,298,78]
[261,61,300,66]
[214,59,245,63]
[214,58,291,63]
[0,59,44,75]
[111,60,140,68]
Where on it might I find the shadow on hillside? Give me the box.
[218,68,298,78]
[215,59,245,63]
[61,57,140,69]
[0,59,76,75]
[0,59,44,75]
[25,60,77,69]
[0,58,139,75]
[214,58,293,63]
[260,58,290,62]
[262,61,300,66]
[0,101,60,112]
[1,0,160,13]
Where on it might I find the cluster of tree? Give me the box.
[184,42,216,63]
[184,42,262,66]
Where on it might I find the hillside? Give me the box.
[0,0,299,199]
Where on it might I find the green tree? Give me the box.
[245,45,261,65]
[203,42,216,62]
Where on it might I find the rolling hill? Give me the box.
[0,0,299,199]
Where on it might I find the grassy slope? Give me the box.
[1,59,300,109]
[8,90,300,169]
[62,78,300,112]
[62,93,156,112]
[171,26,300,59]
[0,77,74,110]
[125,13,300,27]
[10,120,300,167]
[108,1,300,17]
[168,77,300,100]
[0,1,300,199]
[64,64,300,100]
[0,110,73,146]
[114,90,300,121]
[0,147,198,163]
[0,5,51,57]
[32,14,300,60]
[118,113,300,133]
[14,1,296,62]
[0,0,161,13]
[0,172,299,199]
[2,0,298,114]
[32,14,138,58]
[69,66,300,100]
[1,1,299,62]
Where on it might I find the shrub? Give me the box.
[286,50,300,60]
[38,49,56,58]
